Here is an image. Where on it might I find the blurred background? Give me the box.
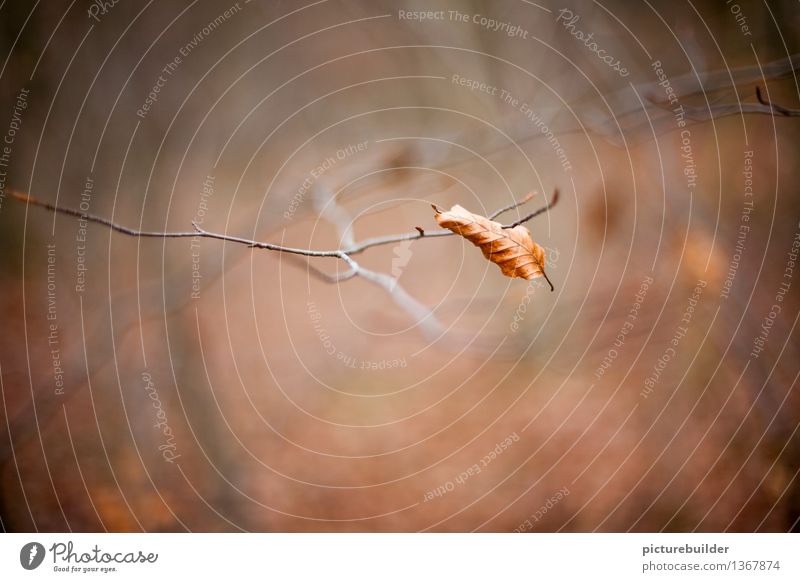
[0,0,799,532]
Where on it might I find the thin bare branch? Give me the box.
[648,93,800,122]
[281,253,358,283]
[501,189,560,229]
[488,191,535,219]
[308,186,447,339]
[307,263,358,283]
[341,190,554,255]
[190,222,340,257]
[14,186,558,276]
[13,190,343,258]
[756,86,800,117]
[342,229,450,255]
[350,263,445,340]
[515,53,800,147]
[12,191,196,238]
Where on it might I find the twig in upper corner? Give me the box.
[502,189,559,229]
[756,86,800,117]
[489,191,535,220]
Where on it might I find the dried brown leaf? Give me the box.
[433,203,553,290]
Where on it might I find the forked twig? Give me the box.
[756,86,800,117]
[502,189,559,229]
[11,187,558,335]
[12,188,556,259]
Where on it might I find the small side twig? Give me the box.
[489,191,535,219]
[342,190,556,255]
[310,185,447,340]
[191,221,341,257]
[756,86,800,117]
[12,186,559,329]
[646,86,800,123]
[289,255,358,283]
[502,189,560,229]
[14,188,556,258]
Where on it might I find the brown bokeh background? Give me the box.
[1,0,799,531]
